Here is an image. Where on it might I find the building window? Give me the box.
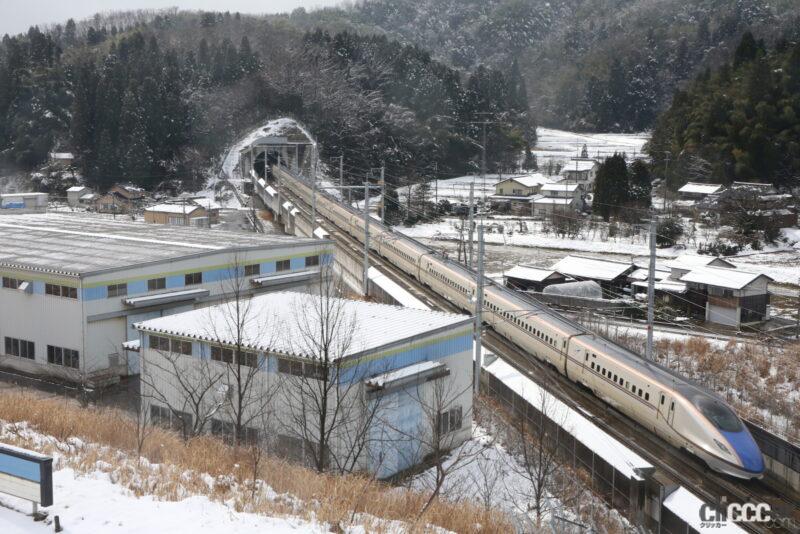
[5,337,34,359]
[2,277,21,289]
[305,255,319,268]
[184,272,202,285]
[438,406,463,435]
[170,339,192,356]
[107,283,127,298]
[47,345,79,369]
[277,357,324,379]
[45,283,78,299]
[276,259,290,272]
[150,404,192,434]
[211,346,234,364]
[148,335,170,351]
[240,351,258,368]
[244,264,260,276]
[148,277,166,291]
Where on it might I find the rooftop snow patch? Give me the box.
[560,159,598,173]
[540,182,581,192]
[135,291,469,359]
[0,213,321,275]
[552,255,632,281]
[677,182,724,195]
[144,203,204,215]
[680,266,772,290]
[667,254,735,270]
[504,265,562,283]
[498,173,551,188]
[543,280,603,298]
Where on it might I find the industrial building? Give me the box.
[0,213,332,385]
[136,291,473,478]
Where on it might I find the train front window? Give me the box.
[695,398,742,432]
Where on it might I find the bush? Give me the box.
[656,216,684,247]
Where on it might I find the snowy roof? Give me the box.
[678,182,724,195]
[540,183,580,193]
[497,173,551,189]
[484,357,652,479]
[552,255,633,281]
[504,265,563,283]
[79,193,98,200]
[628,267,669,281]
[49,152,74,160]
[135,291,470,359]
[144,203,203,215]
[632,280,688,294]
[680,266,772,290]
[560,160,597,173]
[192,198,221,210]
[532,197,575,205]
[67,186,88,192]
[667,255,735,270]
[663,487,745,534]
[0,213,322,276]
[365,360,445,389]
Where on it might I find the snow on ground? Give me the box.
[0,468,323,534]
[533,128,649,165]
[396,173,544,206]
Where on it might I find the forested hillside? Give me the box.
[647,33,800,188]
[294,0,800,132]
[0,10,533,192]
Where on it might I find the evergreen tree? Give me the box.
[628,159,652,208]
[593,154,629,221]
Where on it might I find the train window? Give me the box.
[638,388,643,397]
[619,377,624,385]
[613,374,618,381]
[645,393,650,402]
[585,353,589,361]
[660,395,665,405]
[590,362,595,370]
[625,381,629,388]
[670,401,674,411]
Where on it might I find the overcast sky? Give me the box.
[0,0,342,36]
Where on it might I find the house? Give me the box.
[95,185,147,213]
[532,182,582,217]
[504,265,568,292]
[0,193,48,213]
[666,255,735,281]
[0,212,332,385]
[551,255,634,296]
[680,266,773,327]
[731,182,776,195]
[66,186,92,207]
[144,198,221,226]
[677,182,725,201]
[559,159,599,184]
[488,174,551,214]
[48,152,74,168]
[136,291,473,479]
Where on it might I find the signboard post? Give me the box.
[0,443,53,516]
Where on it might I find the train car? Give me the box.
[265,165,764,480]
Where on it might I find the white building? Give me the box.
[559,158,599,185]
[136,291,473,478]
[488,173,552,214]
[0,193,48,213]
[0,213,332,384]
[680,266,773,327]
[533,182,582,216]
[66,186,92,207]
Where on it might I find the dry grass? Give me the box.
[0,390,513,533]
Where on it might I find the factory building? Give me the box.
[136,291,473,478]
[0,213,332,385]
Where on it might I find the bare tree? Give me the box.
[503,388,581,529]
[204,255,281,448]
[388,372,482,519]
[279,269,385,474]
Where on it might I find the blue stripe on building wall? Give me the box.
[128,280,147,295]
[165,275,184,289]
[0,453,41,483]
[32,281,45,295]
[289,257,304,270]
[82,286,106,300]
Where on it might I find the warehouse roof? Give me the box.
[680,266,772,290]
[144,203,203,215]
[667,254,735,271]
[136,291,471,359]
[677,182,724,195]
[552,255,633,281]
[0,213,322,276]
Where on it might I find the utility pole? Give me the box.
[646,212,657,361]
[433,162,438,207]
[467,182,475,269]
[311,144,317,238]
[481,121,487,204]
[380,164,385,224]
[363,181,370,297]
[796,277,800,339]
[339,154,344,189]
[474,224,485,395]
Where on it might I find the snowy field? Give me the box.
[533,127,650,165]
[396,173,540,207]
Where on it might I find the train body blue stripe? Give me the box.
[721,429,764,474]
[0,453,41,482]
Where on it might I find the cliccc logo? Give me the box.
[699,497,772,527]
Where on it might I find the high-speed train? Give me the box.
[269,165,765,479]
